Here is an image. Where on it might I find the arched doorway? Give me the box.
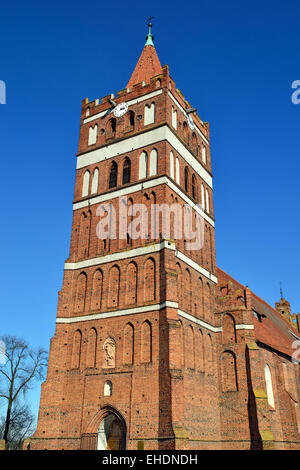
[97,413,126,450]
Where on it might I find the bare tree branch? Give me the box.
[0,335,48,448]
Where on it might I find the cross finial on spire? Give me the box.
[280,281,284,300]
[145,17,155,47]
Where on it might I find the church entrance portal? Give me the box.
[97,413,126,450]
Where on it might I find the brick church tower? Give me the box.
[31,24,300,450]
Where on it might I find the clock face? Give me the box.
[187,113,195,130]
[113,102,128,118]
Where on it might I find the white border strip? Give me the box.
[56,300,178,324]
[73,175,215,228]
[83,90,163,125]
[64,241,218,285]
[76,125,213,189]
[176,250,218,284]
[178,310,222,332]
[56,301,253,333]
[236,324,254,330]
[64,240,175,271]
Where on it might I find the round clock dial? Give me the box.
[187,113,195,130]
[113,102,128,118]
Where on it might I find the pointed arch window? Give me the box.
[106,118,116,139]
[88,125,98,146]
[192,133,198,155]
[176,157,180,184]
[172,106,177,129]
[201,184,205,209]
[264,364,275,408]
[170,151,175,179]
[82,170,90,197]
[183,122,188,141]
[122,158,131,185]
[149,149,158,176]
[202,145,207,164]
[109,161,118,189]
[192,174,196,200]
[144,102,155,125]
[139,151,148,180]
[104,380,113,397]
[205,188,210,214]
[184,167,189,193]
[129,110,135,129]
[91,168,99,194]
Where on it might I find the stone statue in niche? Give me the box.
[103,338,116,368]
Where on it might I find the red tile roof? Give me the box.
[216,267,299,358]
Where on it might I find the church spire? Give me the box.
[126,19,162,89]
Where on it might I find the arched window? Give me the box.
[75,272,87,313]
[186,325,195,369]
[197,329,204,372]
[104,380,113,397]
[184,167,189,193]
[108,265,120,308]
[202,145,207,164]
[109,161,118,189]
[221,351,238,392]
[201,184,205,209]
[123,323,134,365]
[91,269,103,311]
[223,313,236,344]
[176,157,180,184]
[205,334,213,375]
[205,282,212,321]
[125,262,137,305]
[88,125,98,146]
[71,330,82,369]
[170,151,175,179]
[128,111,135,130]
[264,364,275,408]
[198,277,204,317]
[192,133,197,155]
[91,168,99,194]
[206,188,210,214]
[184,269,192,311]
[144,102,155,125]
[139,151,148,180]
[106,118,116,137]
[141,321,152,363]
[144,258,156,302]
[82,170,90,197]
[176,263,182,306]
[122,158,131,185]
[149,149,157,176]
[172,106,177,129]
[78,210,92,258]
[192,174,196,200]
[183,121,188,140]
[86,328,97,368]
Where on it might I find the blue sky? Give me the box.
[1,0,300,421]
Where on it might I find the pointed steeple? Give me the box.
[126,20,162,89]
